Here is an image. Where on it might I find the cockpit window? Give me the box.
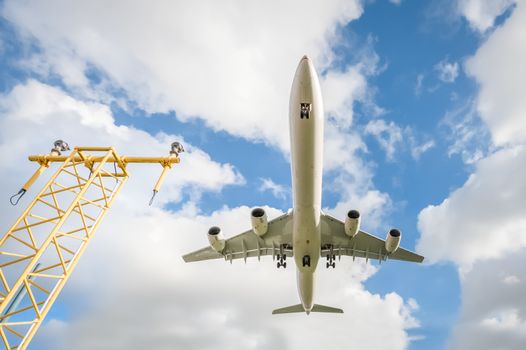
[300,103,311,119]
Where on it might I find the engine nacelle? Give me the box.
[385,229,401,253]
[207,226,225,252]
[344,210,361,237]
[251,207,268,237]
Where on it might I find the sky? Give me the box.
[0,0,525,349]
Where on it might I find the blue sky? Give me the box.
[1,1,525,349]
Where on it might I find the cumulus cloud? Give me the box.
[457,0,516,32]
[364,119,435,162]
[448,249,526,349]
[0,80,421,349]
[442,100,490,164]
[1,0,366,151]
[418,4,526,346]
[418,3,526,267]
[417,145,526,267]
[465,1,526,147]
[259,178,288,200]
[0,80,244,208]
[0,2,428,347]
[29,204,420,350]
[1,0,400,234]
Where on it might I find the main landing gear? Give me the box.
[277,254,287,268]
[326,245,336,268]
[326,255,336,268]
[277,244,287,268]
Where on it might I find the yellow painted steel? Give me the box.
[0,146,179,349]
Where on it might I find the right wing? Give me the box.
[320,213,424,263]
[183,212,293,263]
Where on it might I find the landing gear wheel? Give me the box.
[283,262,287,268]
[277,262,280,268]
[326,262,330,268]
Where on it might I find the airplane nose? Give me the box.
[301,54,310,61]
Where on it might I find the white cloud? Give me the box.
[417,3,526,347]
[442,100,490,164]
[365,119,403,161]
[447,250,526,349]
[418,3,526,268]
[364,119,435,162]
[29,203,420,350]
[322,66,368,128]
[259,178,288,200]
[414,74,424,96]
[389,0,403,5]
[0,80,244,225]
[417,145,526,267]
[457,0,516,32]
[465,2,526,147]
[2,0,399,236]
[503,275,521,285]
[435,59,459,83]
[2,0,365,152]
[0,28,422,350]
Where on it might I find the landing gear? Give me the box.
[277,251,287,268]
[326,245,336,268]
[302,255,311,267]
[277,256,287,268]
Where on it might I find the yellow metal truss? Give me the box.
[0,146,179,349]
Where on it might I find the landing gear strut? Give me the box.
[277,244,287,268]
[326,245,336,268]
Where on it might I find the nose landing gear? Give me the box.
[302,255,311,267]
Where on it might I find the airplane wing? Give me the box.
[320,213,424,263]
[183,212,293,263]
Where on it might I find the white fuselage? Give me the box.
[289,56,324,313]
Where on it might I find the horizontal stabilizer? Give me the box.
[272,304,304,314]
[312,304,343,313]
[272,304,343,314]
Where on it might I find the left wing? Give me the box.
[183,212,293,263]
[320,213,424,263]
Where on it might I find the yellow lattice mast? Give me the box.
[0,142,182,349]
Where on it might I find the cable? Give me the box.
[149,190,157,206]
[10,189,26,206]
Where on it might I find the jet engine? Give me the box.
[251,207,268,237]
[207,226,226,252]
[344,210,361,237]
[385,229,401,253]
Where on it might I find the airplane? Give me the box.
[182,55,424,315]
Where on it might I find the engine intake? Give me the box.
[344,210,361,237]
[208,226,225,252]
[385,229,401,253]
[251,207,268,237]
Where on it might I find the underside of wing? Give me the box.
[183,211,293,263]
[320,213,424,263]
